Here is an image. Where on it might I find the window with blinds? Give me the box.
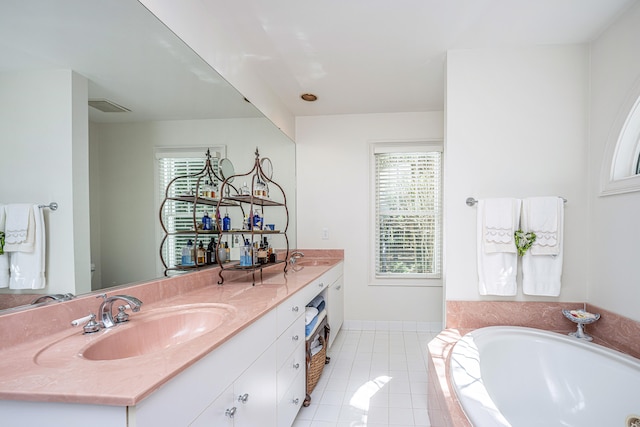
[373,145,442,280]
[157,148,223,271]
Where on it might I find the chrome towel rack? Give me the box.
[37,202,58,211]
[466,197,566,206]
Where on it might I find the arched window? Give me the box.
[601,79,640,196]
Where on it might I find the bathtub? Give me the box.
[450,326,640,427]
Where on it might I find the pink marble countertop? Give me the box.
[0,254,343,406]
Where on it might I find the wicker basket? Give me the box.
[306,335,326,395]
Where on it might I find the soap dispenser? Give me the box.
[181,239,194,266]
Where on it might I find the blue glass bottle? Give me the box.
[223,213,231,231]
[202,211,212,231]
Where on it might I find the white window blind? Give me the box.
[156,148,223,270]
[374,146,442,279]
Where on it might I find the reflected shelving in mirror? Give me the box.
[0,0,296,314]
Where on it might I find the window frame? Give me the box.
[368,140,443,287]
[600,78,640,196]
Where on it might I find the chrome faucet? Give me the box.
[289,251,305,266]
[98,294,143,329]
[31,293,75,304]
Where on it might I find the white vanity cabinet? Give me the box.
[190,343,277,427]
[130,310,277,427]
[275,291,307,426]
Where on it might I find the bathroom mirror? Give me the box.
[0,0,296,312]
[219,158,236,182]
[261,158,274,180]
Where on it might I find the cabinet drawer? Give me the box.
[277,369,305,427]
[276,341,305,403]
[276,291,308,334]
[277,315,304,370]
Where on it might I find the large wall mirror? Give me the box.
[0,0,297,312]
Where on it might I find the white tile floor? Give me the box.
[292,329,437,427]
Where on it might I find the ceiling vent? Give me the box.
[88,99,131,113]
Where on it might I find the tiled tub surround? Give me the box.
[427,301,640,427]
[0,251,343,406]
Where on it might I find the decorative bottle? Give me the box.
[181,239,194,266]
[202,211,212,231]
[197,241,206,264]
[206,238,215,264]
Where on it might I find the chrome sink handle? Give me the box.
[71,312,101,334]
[98,294,143,328]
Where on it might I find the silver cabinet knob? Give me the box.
[292,306,299,312]
[293,398,300,405]
[318,282,324,288]
[238,393,249,404]
[225,407,237,418]
[292,335,299,341]
[293,362,300,369]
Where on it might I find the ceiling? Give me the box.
[210,0,637,116]
[1,0,637,122]
[0,0,261,123]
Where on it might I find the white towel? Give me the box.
[521,197,564,296]
[477,198,521,296]
[4,204,35,252]
[482,198,519,253]
[525,197,561,255]
[0,204,8,288]
[305,306,319,325]
[10,204,46,289]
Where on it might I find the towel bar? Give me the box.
[37,202,58,211]
[466,197,566,206]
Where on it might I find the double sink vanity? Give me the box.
[0,251,344,427]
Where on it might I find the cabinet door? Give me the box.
[190,384,235,427]
[277,368,305,427]
[233,344,277,427]
[327,275,344,348]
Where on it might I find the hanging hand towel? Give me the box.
[527,197,561,255]
[4,204,35,252]
[10,204,46,289]
[0,204,8,288]
[477,198,521,296]
[521,197,564,296]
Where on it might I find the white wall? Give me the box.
[588,3,640,322]
[91,117,296,288]
[0,70,91,295]
[445,46,589,302]
[296,112,444,323]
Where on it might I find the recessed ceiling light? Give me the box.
[300,93,318,102]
